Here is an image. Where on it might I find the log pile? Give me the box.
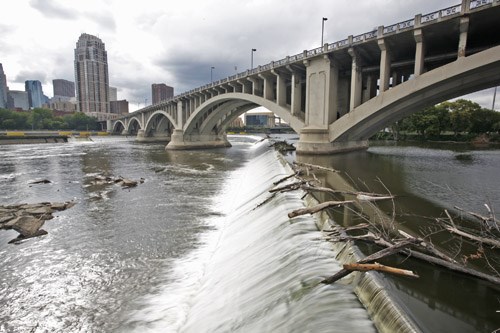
[268,161,500,285]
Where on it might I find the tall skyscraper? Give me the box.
[25,80,45,108]
[152,83,174,104]
[53,79,75,99]
[0,64,8,109]
[74,33,110,120]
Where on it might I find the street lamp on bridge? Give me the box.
[321,17,328,47]
[211,66,215,83]
[251,48,257,70]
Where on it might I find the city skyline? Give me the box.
[1,0,497,112]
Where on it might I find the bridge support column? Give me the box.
[348,48,363,110]
[378,36,391,92]
[297,127,368,155]
[297,55,367,154]
[165,129,231,150]
[458,17,469,58]
[414,28,425,76]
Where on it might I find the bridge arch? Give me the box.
[144,110,177,135]
[183,93,306,136]
[330,45,500,142]
[112,120,126,134]
[126,116,142,135]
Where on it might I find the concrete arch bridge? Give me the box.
[111,0,500,154]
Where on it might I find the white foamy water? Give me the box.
[120,141,375,333]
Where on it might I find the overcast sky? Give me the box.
[1,0,497,112]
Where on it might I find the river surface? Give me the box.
[0,135,499,332]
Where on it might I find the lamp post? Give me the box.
[211,66,215,83]
[321,17,328,47]
[251,48,257,70]
[492,86,498,111]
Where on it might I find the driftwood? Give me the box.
[269,181,308,193]
[343,262,419,278]
[293,161,339,173]
[288,200,354,218]
[322,239,418,284]
[273,172,303,186]
[330,230,500,285]
[442,209,500,248]
[444,225,500,248]
[273,161,500,285]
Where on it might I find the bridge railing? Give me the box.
[120,0,500,118]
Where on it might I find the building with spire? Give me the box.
[74,33,115,121]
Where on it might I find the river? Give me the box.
[0,135,498,332]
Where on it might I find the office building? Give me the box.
[244,111,276,128]
[152,83,174,104]
[0,64,8,109]
[9,90,29,110]
[53,79,75,99]
[110,100,129,115]
[25,80,45,108]
[74,33,110,120]
[109,86,117,102]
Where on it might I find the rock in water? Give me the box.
[11,216,45,237]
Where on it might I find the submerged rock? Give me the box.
[0,200,75,244]
[29,179,52,184]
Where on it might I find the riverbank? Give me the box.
[0,131,110,145]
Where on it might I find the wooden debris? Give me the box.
[288,200,355,218]
[293,161,339,173]
[343,262,419,278]
[322,239,418,284]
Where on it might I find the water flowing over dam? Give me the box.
[0,136,498,332]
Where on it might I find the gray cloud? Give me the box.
[83,10,117,33]
[29,0,78,20]
[5,0,495,112]
[14,70,47,85]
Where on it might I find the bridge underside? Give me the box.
[112,2,500,154]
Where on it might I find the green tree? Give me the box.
[468,108,500,134]
[406,105,450,138]
[442,99,480,136]
[63,112,98,130]
[30,108,54,130]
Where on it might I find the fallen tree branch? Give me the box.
[269,181,308,193]
[293,161,340,173]
[444,225,500,249]
[322,239,418,284]
[454,205,499,230]
[288,200,354,218]
[273,173,298,186]
[343,262,419,278]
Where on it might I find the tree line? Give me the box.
[388,99,500,141]
[0,108,99,131]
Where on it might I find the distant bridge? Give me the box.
[111,0,500,154]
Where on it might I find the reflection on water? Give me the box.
[290,139,500,333]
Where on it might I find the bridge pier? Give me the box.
[296,128,368,154]
[165,129,231,150]
[135,129,171,143]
